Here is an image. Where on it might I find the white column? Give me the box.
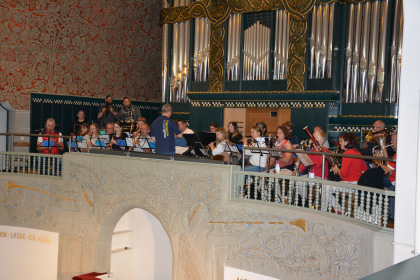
[394,0,420,264]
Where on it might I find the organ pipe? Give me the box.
[169,0,191,103]
[273,10,289,80]
[193,17,210,82]
[344,0,402,104]
[388,0,403,103]
[375,0,388,103]
[309,4,334,80]
[243,21,271,81]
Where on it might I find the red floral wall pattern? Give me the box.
[0,0,162,110]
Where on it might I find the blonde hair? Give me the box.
[215,127,227,145]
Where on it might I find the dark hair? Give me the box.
[77,109,85,115]
[177,119,187,125]
[256,122,267,134]
[277,125,291,140]
[105,95,113,99]
[228,122,240,137]
[210,122,219,128]
[123,96,130,101]
[339,133,358,149]
[78,123,89,136]
[283,121,294,131]
[251,126,262,137]
[114,121,124,137]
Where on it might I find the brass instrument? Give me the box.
[362,127,396,143]
[299,139,312,150]
[372,135,394,165]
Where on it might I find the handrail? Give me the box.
[0,151,63,177]
[232,169,395,230]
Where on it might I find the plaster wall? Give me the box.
[0,153,393,279]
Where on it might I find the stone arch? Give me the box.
[95,203,173,275]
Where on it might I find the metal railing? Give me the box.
[234,146,396,230]
[0,152,63,177]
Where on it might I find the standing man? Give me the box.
[37,118,64,154]
[118,97,142,123]
[151,104,182,155]
[98,95,118,129]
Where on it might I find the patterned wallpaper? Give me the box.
[0,0,162,110]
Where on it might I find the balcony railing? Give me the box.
[0,152,62,177]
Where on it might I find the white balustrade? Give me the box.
[0,152,63,177]
[232,170,395,230]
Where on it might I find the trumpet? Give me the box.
[362,127,396,143]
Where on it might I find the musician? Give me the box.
[84,123,101,150]
[208,128,227,156]
[118,97,142,124]
[97,95,118,128]
[175,119,194,147]
[331,133,367,183]
[70,110,88,136]
[132,117,147,138]
[270,125,294,175]
[36,118,64,154]
[228,122,243,144]
[209,122,219,133]
[109,121,127,150]
[133,124,154,152]
[77,123,89,137]
[256,121,268,137]
[361,120,395,158]
[313,125,329,148]
[105,122,114,136]
[298,131,330,179]
[151,104,182,155]
[242,126,267,172]
[378,132,397,221]
[283,121,299,149]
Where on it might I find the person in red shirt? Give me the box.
[36,118,64,154]
[378,132,397,220]
[298,130,330,179]
[331,133,367,183]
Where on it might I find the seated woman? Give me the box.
[331,133,367,183]
[208,127,230,162]
[84,123,101,150]
[227,122,243,144]
[209,122,219,133]
[108,121,127,150]
[242,126,267,172]
[298,130,330,179]
[270,125,294,175]
[78,123,89,137]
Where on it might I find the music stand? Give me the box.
[139,138,155,152]
[183,133,199,147]
[224,143,240,154]
[192,142,209,158]
[198,132,216,146]
[117,140,127,147]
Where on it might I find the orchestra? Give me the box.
[39,103,397,191]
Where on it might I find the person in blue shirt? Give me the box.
[151,104,182,155]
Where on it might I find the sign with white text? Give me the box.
[0,225,59,280]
